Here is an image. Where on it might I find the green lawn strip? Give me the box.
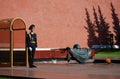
[95,51,120,58]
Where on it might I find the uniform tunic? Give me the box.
[26,32,37,66]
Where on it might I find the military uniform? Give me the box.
[26,32,37,67]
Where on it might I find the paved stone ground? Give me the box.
[0,62,120,79]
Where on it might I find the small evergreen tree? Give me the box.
[98,6,110,45]
[111,2,120,45]
[84,8,97,47]
[93,7,99,44]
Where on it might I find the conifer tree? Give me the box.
[98,6,110,45]
[93,7,99,44]
[111,2,120,45]
[84,8,97,47]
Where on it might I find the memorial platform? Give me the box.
[0,63,120,79]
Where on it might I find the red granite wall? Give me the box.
[0,0,120,48]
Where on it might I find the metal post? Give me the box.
[10,30,13,67]
[26,31,29,67]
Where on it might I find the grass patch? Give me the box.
[95,50,120,58]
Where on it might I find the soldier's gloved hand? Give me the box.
[29,47,32,51]
[66,47,70,50]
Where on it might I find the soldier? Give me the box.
[26,24,37,68]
